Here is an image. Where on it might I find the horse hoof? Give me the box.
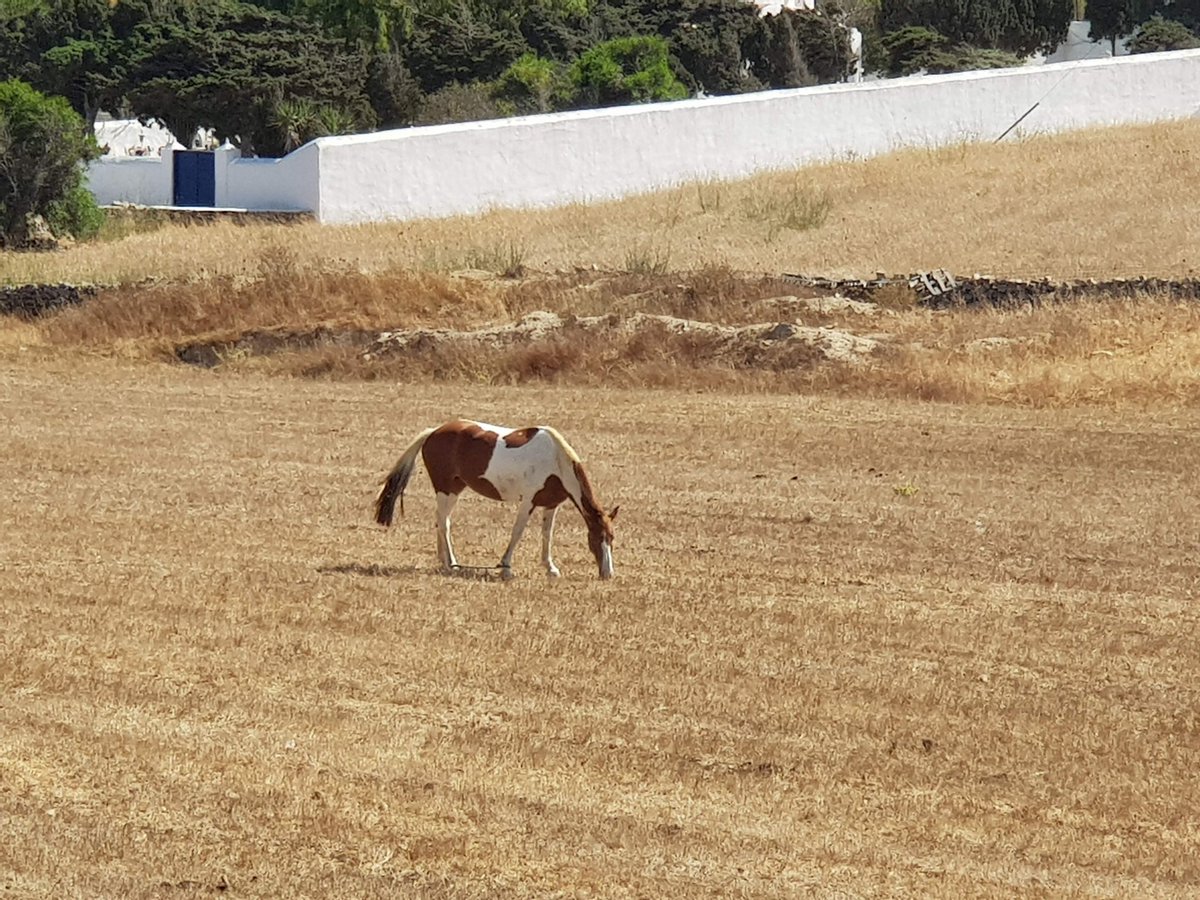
[546,568,561,580]
[500,567,515,581]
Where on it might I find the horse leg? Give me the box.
[498,500,535,579]
[541,505,561,579]
[435,491,460,572]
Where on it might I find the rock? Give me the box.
[367,311,883,368]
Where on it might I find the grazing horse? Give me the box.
[374,419,618,579]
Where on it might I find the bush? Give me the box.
[416,82,505,126]
[0,78,101,247]
[1128,16,1200,53]
[880,26,1024,75]
[493,52,569,114]
[47,182,104,241]
[569,36,689,107]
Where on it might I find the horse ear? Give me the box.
[609,505,619,521]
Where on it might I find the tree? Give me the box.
[122,2,374,156]
[403,1,529,92]
[757,8,856,87]
[0,78,101,246]
[1128,14,1200,51]
[879,23,948,74]
[879,0,1073,57]
[0,0,126,128]
[569,35,689,106]
[665,0,769,95]
[1084,0,1156,51]
[366,48,425,126]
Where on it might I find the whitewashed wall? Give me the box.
[86,143,319,212]
[219,144,320,212]
[86,154,174,206]
[86,49,1200,221]
[314,49,1200,224]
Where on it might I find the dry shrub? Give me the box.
[40,265,508,349]
[825,293,1200,407]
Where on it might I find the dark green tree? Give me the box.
[366,48,425,126]
[879,24,948,74]
[758,8,855,87]
[122,2,374,156]
[1128,14,1200,51]
[0,78,102,246]
[1084,0,1156,51]
[879,0,1073,56]
[667,0,769,94]
[403,1,529,92]
[0,0,126,127]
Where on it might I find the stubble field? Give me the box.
[4,355,1200,897]
[4,119,1200,897]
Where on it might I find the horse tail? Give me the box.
[374,426,438,527]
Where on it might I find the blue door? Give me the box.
[173,151,216,207]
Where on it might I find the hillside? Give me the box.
[5,119,1200,406]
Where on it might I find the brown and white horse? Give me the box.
[374,419,618,579]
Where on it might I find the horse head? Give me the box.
[586,505,619,579]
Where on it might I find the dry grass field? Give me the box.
[5,119,1200,897]
[4,355,1200,898]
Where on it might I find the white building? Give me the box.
[94,114,180,158]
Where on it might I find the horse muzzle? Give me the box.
[598,543,614,579]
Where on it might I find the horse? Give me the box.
[374,419,618,579]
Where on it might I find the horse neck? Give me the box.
[567,459,605,524]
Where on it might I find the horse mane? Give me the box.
[571,460,606,521]
[540,426,607,521]
[540,426,582,463]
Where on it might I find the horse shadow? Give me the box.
[315,562,506,581]
[316,562,424,578]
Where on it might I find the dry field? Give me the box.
[3,353,1200,898]
[4,119,1200,897]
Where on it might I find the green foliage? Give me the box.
[758,9,856,87]
[570,35,688,106]
[0,0,43,20]
[366,49,424,127]
[122,2,375,156]
[403,2,529,93]
[493,52,567,113]
[0,0,125,126]
[47,180,104,240]
[0,78,100,246]
[1128,15,1200,52]
[928,44,1026,72]
[270,96,358,150]
[879,0,1074,56]
[665,0,769,95]
[1084,0,1157,43]
[880,25,1024,74]
[880,24,947,74]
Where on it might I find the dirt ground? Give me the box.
[2,352,1199,898]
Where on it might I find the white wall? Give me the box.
[86,142,320,212]
[219,143,320,212]
[86,155,173,206]
[86,49,1200,221]
[314,49,1200,225]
